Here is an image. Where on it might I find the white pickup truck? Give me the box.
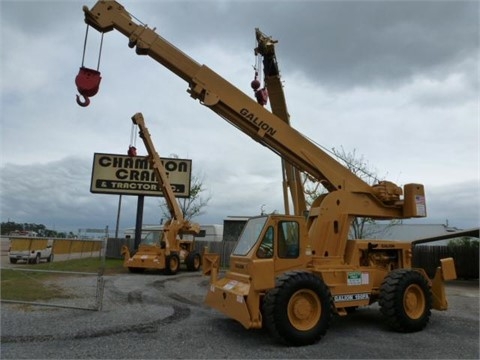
[9,239,54,264]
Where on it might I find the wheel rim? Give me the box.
[287,289,321,331]
[193,255,200,269]
[170,257,179,271]
[403,284,426,319]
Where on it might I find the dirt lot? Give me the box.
[1,270,478,359]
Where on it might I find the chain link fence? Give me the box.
[1,237,106,311]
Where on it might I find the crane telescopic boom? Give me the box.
[132,113,184,223]
[254,28,307,217]
[82,1,425,222]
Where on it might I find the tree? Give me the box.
[448,236,479,249]
[0,221,61,237]
[159,173,212,222]
[303,146,395,239]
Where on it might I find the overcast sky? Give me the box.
[1,0,478,236]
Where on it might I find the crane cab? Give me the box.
[204,215,313,329]
[228,215,312,274]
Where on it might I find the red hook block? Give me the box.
[75,67,102,107]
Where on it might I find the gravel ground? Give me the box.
[1,272,478,359]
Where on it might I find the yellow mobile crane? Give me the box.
[80,1,457,346]
[121,113,201,274]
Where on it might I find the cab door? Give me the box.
[274,219,305,273]
[251,225,275,290]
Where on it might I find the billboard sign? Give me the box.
[90,153,192,197]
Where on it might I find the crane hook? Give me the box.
[76,94,90,107]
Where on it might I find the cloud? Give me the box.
[0,157,110,230]
[417,180,480,229]
[137,1,478,89]
[1,156,476,234]
[0,142,285,233]
[1,0,478,234]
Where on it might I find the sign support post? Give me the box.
[134,195,144,250]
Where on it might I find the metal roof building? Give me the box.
[363,223,479,245]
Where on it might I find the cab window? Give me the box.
[278,221,299,258]
[141,231,163,246]
[256,226,274,258]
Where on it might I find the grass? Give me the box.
[36,257,127,273]
[1,257,126,302]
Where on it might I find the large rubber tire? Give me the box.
[47,254,54,263]
[379,269,432,332]
[9,258,17,264]
[165,253,180,275]
[262,271,333,346]
[186,250,201,272]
